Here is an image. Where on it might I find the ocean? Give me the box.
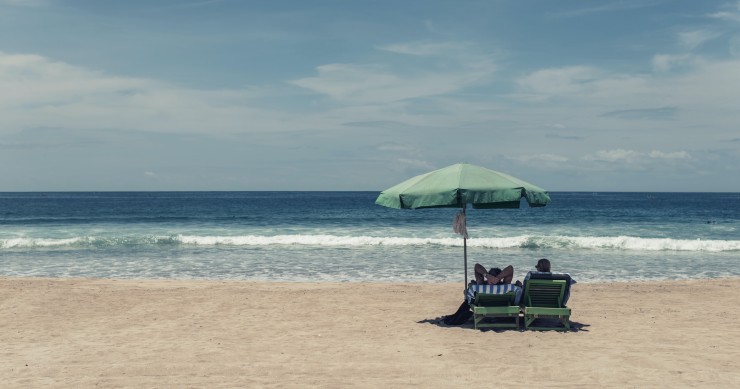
[1,191,738,283]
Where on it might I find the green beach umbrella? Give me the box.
[375,163,551,286]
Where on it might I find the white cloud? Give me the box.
[709,11,733,20]
[291,63,412,102]
[550,0,667,18]
[583,149,641,163]
[293,62,485,103]
[376,142,415,152]
[0,52,150,105]
[514,1,740,113]
[649,150,692,160]
[513,55,740,131]
[707,1,740,21]
[0,51,298,135]
[582,149,692,165]
[516,66,603,98]
[678,30,722,50]
[376,42,466,56]
[666,59,740,109]
[290,42,496,104]
[514,154,569,163]
[651,54,699,72]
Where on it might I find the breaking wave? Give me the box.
[2,234,740,252]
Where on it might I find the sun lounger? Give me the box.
[467,284,522,330]
[521,273,573,331]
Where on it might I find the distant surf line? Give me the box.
[2,234,740,252]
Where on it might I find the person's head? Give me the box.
[488,267,504,284]
[535,258,551,272]
[488,267,502,277]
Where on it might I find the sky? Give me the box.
[1,0,739,192]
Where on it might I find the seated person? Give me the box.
[522,258,577,305]
[474,263,514,285]
[443,263,517,325]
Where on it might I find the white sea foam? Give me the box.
[529,235,740,252]
[175,234,740,251]
[177,234,460,247]
[3,234,739,252]
[0,235,177,248]
[1,237,85,248]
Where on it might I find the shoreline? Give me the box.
[3,274,740,284]
[2,277,739,387]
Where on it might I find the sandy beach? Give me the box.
[1,277,739,388]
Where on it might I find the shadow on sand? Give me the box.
[418,316,590,332]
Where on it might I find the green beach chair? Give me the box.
[470,287,522,330]
[522,278,571,331]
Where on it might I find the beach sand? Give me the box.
[1,277,739,388]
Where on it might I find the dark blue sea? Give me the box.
[1,192,739,283]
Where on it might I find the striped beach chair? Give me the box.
[466,283,523,330]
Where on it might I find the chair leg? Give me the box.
[524,315,571,331]
[561,317,571,331]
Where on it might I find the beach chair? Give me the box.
[522,276,572,331]
[467,284,522,330]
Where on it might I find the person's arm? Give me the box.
[487,265,514,285]
[473,263,487,284]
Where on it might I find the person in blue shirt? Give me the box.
[522,258,577,306]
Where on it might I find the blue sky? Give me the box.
[1,0,739,191]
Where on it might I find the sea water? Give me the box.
[1,191,738,283]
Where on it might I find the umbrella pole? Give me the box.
[463,205,468,288]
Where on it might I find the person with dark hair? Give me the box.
[523,258,576,305]
[534,258,550,272]
[474,263,514,285]
[440,263,515,325]
[441,258,574,325]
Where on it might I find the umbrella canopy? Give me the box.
[375,163,551,286]
[375,163,551,209]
